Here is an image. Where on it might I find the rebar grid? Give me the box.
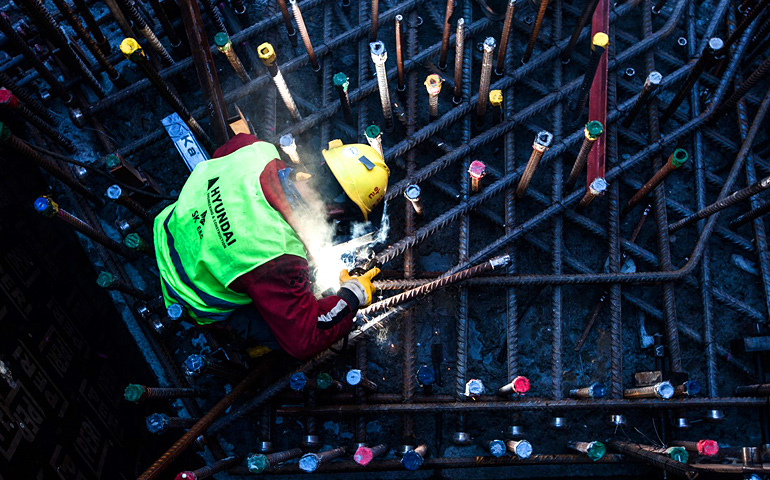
[10,0,770,475]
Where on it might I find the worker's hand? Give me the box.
[339,266,381,307]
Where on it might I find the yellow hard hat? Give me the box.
[322,139,390,221]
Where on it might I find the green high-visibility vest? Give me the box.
[154,142,307,324]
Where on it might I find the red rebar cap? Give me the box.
[696,439,719,456]
[468,160,486,179]
[354,446,374,466]
[174,472,198,480]
[0,88,18,108]
[513,376,530,394]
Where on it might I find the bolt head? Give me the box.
[247,453,271,473]
[257,42,276,65]
[511,439,533,458]
[677,37,687,47]
[588,382,607,398]
[279,134,295,148]
[424,74,443,95]
[146,413,170,433]
[0,88,18,108]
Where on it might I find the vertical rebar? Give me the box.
[495,0,516,75]
[566,121,603,188]
[333,73,354,123]
[404,184,423,215]
[370,0,379,41]
[522,0,551,63]
[146,0,181,46]
[395,15,405,92]
[276,0,298,46]
[452,18,465,103]
[425,74,442,121]
[621,71,662,127]
[561,0,600,62]
[475,37,496,123]
[215,32,251,83]
[290,0,320,71]
[370,41,393,131]
[365,125,384,158]
[571,33,609,125]
[279,134,302,163]
[622,149,689,214]
[71,0,111,53]
[116,0,175,64]
[438,0,454,69]
[515,130,553,198]
[258,42,302,122]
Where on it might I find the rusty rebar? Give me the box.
[623,149,689,215]
[124,384,205,402]
[0,88,74,151]
[522,0,551,63]
[333,72,354,123]
[566,121,603,188]
[438,0,454,69]
[730,197,770,229]
[576,177,608,211]
[215,32,251,83]
[290,0,320,71]
[495,0,516,75]
[452,18,465,103]
[116,0,175,64]
[475,37,496,124]
[571,33,609,125]
[395,14,405,92]
[561,0,600,62]
[662,37,724,121]
[177,455,242,479]
[515,130,553,198]
[621,71,662,127]
[370,0,379,41]
[370,41,393,130]
[247,449,304,473]
[607,440,697,479]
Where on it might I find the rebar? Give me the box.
[299,447,348,472]
[569,382,607,398]
[259,42,302,122]
[97,271,152,299]
[730,197,770,229]
[121,38,215,152]
[515,130,553,198]
[495,0,516,75]
[438,0,454,69]
[184,354,246,382]
[395,14,405,92]
[623,148,689,214]
[736,383,770,396]
[566,121,603,187]
[370,41,394,130]
[561,0,600,62]
[176,455,242,479]
[402,444,428,470]
[124,384,205,402]
[404,184,423,214]
[365,124,384,158]
[452,18,465,103]
[670,440,719,456]
[475,37,496,123]
[247,449,304,473]
[571,33,609,125]
[370,0,379,41]
[576,177,607,211]
[425,74,443,120]
[279,134,302,163]
[215,32,251,83]
[522,0,550,63]
[276,0,298,46]
[718,54,770,116]
[146,414,198,434]
[70,0,111,53]
[106,185,153,224]
[568,441,606,460]
[468,160,486,192]
[624,381,675,399]
[290,0,320,71]
[621,70,662,127]
[354,444,388,465]
[146,0,181,46]
[0,88,74,151]
[115,0,175,65]
[333,72,354,123]
[662,37,724,121]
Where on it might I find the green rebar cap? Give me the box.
[333,72,349,90]
[123,383,146,402]
[97,271,117,288]
[124,233,146,249]
[365,125,381,139]
[585,120,603,140]
[0,122,10,142]
[316,372,334,390]
[105,154,120,169]
[247,453,271,473]
[214,32,231,48]
[586,441,606,461]
[671,148,689,168]
[665,446,689,463]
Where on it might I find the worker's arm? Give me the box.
[230,256,358,360]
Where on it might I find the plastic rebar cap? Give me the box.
[513,375,530,394]
[405,184,422,202]
[184,354,207,375]
[489,90,503,107]
[96,271,117,288]
[105,154,121,169]
[354,445,374,465]
[655,381,675,399]
[592,32,609,48]
[316,372,334,390]
[483,37,496,50]
[424,74,443,95]
[0,88,19,108]
[708,37,724,51]
[333,72,349,90]
[648,71,663,85]
[696,439,719,456]
[257,42,276,65]
[175,472,198,480]
[671,148,689,168]
[279,134,295,148]
[106,185,123,200]
[512,439,533,458]
[299,453,320,472]
[124,383,147,402]
[683,379,702,396]
[402,449,424,470]
[167,303,184,320]
[588,382,607,398]
[214,32,231,49]
[586,441,606,461]
[365,125,381,139]
[585,120,604,140]
[369,41,387,58]
[416,365,436,386]
[120,38,143,59]
[589,177,608,194]
[289,372,307,391]
[346,368,364,386]
[33,196,57,217]
[489,439,506,457]
[146,413,170,434]
[665,446,689,463]
[0,121,11,142]
[124,233,145,250]
[247,453,271,473]
[468,160,486,179]
[465,378,485,396]
[535,130,553,148]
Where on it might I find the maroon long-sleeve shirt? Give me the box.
[213,134,355,360]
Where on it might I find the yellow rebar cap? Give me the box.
[120,38,143,58]
[489,90,503,107]
[592,32,609,48]
[424,74,443,95]
[258,42,276,65]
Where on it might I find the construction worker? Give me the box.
[153,133,388,360]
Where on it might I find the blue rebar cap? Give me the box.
[416,365,436,387]
[146,413,170,434]
[684,380,702,396]
[290,372,308,391]
[184,354,206,375]
[402,450,424,471]
[589,382,607,398]
[489,439,506,457]
[299,453,320,472]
